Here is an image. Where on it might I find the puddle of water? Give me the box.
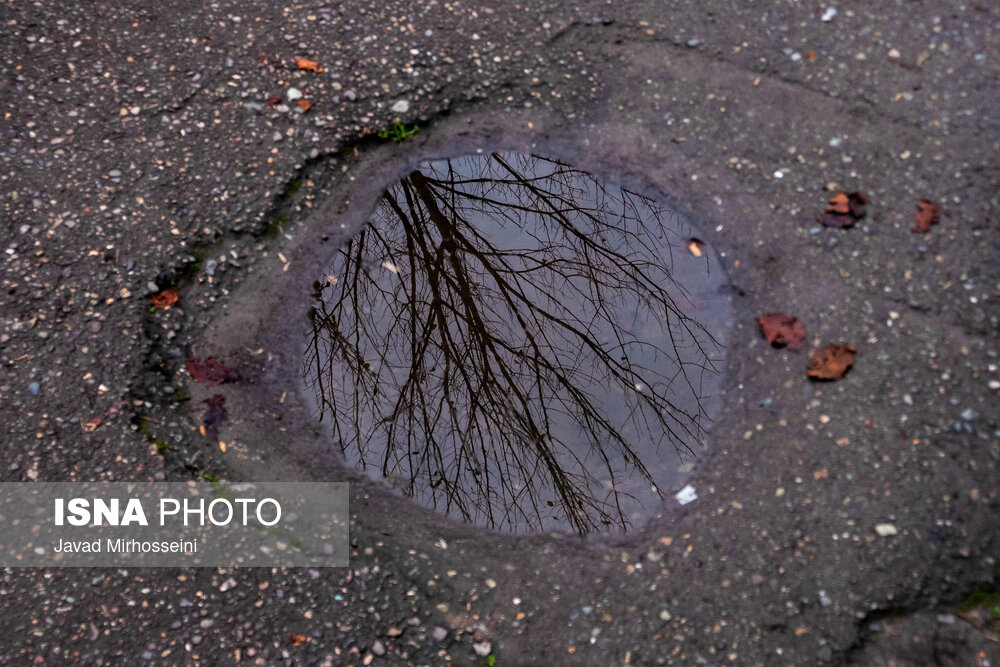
[304,152,732,534]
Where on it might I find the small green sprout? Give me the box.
[378,121,419,142]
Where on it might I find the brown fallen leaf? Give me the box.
[81,417,102,433]
[266,94,282,107]
[847,191,869,218]
[288,634,310,646]
[202,394,228,441]
[807,344,856,380]
[687,237,705,257]
[912,198,940,233]
[186,356,239,386]
[817,190,869,228]
[149,289,179,309]
[758,313,806,350]
[295,57,323,72]
[296,99,312,112]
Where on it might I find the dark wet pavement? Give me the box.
[2,1,998,665]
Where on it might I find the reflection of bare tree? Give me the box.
[305,153,721,533]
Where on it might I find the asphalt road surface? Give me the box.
[2,1,999,664]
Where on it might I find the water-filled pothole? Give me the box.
[304,152,732,534]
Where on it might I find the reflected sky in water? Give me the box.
[305,153,732,534]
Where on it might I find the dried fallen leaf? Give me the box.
[826,191,850,215]
[687,237,705,257]
[807,344,856,380]
[296,99,312,111]
[912,198,940,233]
[266,94,282,107]
[847,191,869,218]
[289,634,309,646]
[186,356,239,386]
[758,313,806,350]
[817,190,869,228]
[202,394,228,441]
[149,289,179,309]
[295,57,323,72]
[81,417,102,433]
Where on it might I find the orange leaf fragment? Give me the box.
[807,344,856,380]
[296,99,312,111]
[295,58,323,72]
[81,417,102,433]
[149,289,179,309]
[289,634,309,646]
[826,191,850,215]
[912,198,940,233]
[758,313,806,350]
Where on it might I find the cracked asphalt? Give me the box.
[2,0,999,664]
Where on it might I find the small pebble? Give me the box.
[473,641,492,657]
[371,641,385,656]
[28,382,40,395]
[875,523,898,537]
[432,627,448,642]
[391,100,410,113]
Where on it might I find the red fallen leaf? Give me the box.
[817,190,869,228]
[81,417,102,433]
[807,344,856,380]
[296,99,312,112]
[186,356,239,386]
[912,198,940,233]
[149,289,179,309]
[758,313,806,350]
[295,57,323,72]
[201,394,227,441]
[266,94,282,107]
[288,634,310,646]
